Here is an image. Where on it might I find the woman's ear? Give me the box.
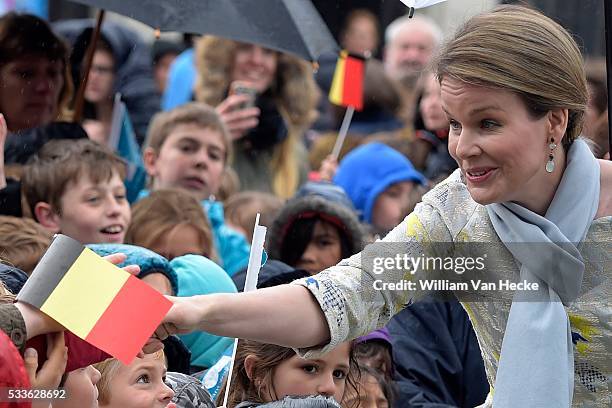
[34,202,61,233]
[547,108,569,143]
[143,147,159,177]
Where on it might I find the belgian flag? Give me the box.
[17,235,171,364]
[329,50,365,111]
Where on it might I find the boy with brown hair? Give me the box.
[0,216,52,275]
[21,139,131,244]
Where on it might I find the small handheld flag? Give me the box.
[17,234,172,365]
[223,214,267,408]
[329,50,365,111]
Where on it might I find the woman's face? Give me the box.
[420,73,448,131]
[294,220,343,275]
[85,50,116,104]
[442,77,561,208]
[230,43,278,93]
[100,354,174,408]
[269,342,351,404]
[0,54,64,132]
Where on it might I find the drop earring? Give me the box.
[545,139,556,173]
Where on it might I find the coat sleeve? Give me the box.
[291,201,453,358]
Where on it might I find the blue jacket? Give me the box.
[171,255,237,369]
[162,48,196,110]
[333,142,425,224]
[136,190,250,276]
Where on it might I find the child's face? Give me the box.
[100,354,174,408]
[146,124,226,201]
[148,224,206,260]
[270,341,351,404]
[342,373,388,408]
[58,171,131,244]
[54,365,101,408]
[371,181,414,233]
[295,220,343,275]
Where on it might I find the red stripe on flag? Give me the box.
[85,275,172,365]
[342,56,365,110]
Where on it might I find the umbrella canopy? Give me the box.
[67,0,338,62]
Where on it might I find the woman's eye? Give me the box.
[449,119,461,131]
[333,370,347,379]
[481,119,499,129]
[302,365,317,374]
[136,374,150,384]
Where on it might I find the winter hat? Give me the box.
[170,254,237,369]
[333,142,425,223]
[166,371,215,408]
[268,194,365,263]
[356,327,392,349]
[88,243,178,295]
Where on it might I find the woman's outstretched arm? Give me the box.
[160,284,330,349]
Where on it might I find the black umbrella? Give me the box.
[69,0,337,121]
[68,0,337,62]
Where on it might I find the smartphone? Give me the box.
[230,83,258,110]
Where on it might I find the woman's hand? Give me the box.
[153,296,205,341]
[0,113,7,189]
[24,331,67,391]
[216,94,260,141]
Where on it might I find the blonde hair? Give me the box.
[194,36,319,198]
[145,102,233,165]
[435,5,588,150]
[0,216,52,275]
[125,189,216,261]
[94,350,166,405]
[223,191,283,242]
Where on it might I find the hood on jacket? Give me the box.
[235,396,342,408]
[171,254,237,369]
[333,142,425,224]
[53,19,161,144]
[267,193,365,265]
[166,371,215,408]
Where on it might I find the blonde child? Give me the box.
[94,350,176,408]
[126,188,217,262]
[141,103,249,275]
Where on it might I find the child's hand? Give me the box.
[216,92,260,141]
[24,331,68,390]
[0,113,7,189]
[319,154,338,182]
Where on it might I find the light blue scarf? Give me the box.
[486,139,600,407]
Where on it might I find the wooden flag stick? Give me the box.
[73,9,105,123]
[331,106,355,161]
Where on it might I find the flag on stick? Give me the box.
[17,234,172,365]
[329,50,365,111]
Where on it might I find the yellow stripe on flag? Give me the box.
[329,53,346,106]
[40,248,129,338]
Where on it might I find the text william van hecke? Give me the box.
[373,279,539,291]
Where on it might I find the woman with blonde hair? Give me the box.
[194,36,319,199]
[157,6,611,407]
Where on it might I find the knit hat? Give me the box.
[356,327,392,349]
[268,194,365,263]
[88,243,178,295]
[333,142,425,223]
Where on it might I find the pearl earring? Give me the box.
[546,139,557,173]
